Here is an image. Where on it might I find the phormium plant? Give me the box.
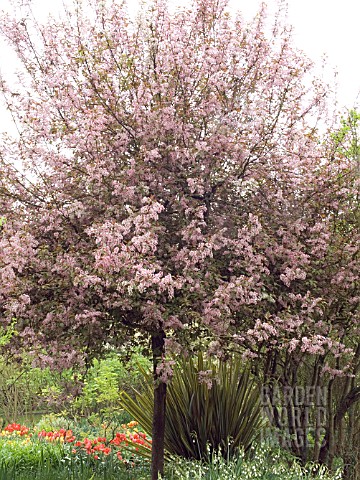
[120,353,265,460]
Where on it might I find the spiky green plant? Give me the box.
[120,353,266,460]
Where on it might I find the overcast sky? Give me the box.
[1,0,359,134]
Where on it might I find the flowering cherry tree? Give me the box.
[241,138,360,466]
[0,0,358,477]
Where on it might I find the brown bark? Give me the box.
[151,330,167,480]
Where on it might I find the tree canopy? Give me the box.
[0,0,359,477]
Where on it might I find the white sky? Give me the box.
[0,0,359,134]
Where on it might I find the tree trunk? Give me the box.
[319,380,334,467]
[319,385,360,467]
[151,330,167,480]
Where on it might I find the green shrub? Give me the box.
[72,349,151,421]
[121,353,265,460]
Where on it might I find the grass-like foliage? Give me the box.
[121,353,265,460]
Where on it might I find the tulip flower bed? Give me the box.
[0,420,152,479]
[36,419,151,462]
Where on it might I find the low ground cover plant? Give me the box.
[165,444,343,480]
